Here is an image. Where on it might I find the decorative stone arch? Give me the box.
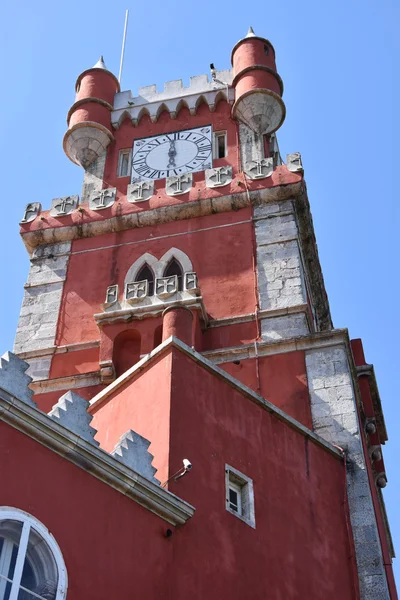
[175,98,190,118]
[155,103,170,121]
[0,506,68,599]
[212,90,229,112]
[136,106,151,125]
[194,94,209,113]
[124,253,158,288]
[157,248,193,279]
[115,109,133,129]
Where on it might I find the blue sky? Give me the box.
[0,0,399,581]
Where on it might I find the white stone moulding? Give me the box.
[286,152,303,172]
[20,202,41,223]
[127,181,154,203]
[205,166,232,188]
[245,158,274,180]
[89,187,116,211]
[50,195,79,217]
[156,275,178,297]
[184,272,199,294]
[125,280,149,303]
[111,70,234,128]
[166,173,193,196]
[105,284,118,307]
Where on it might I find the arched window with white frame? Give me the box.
[0,507,67,600]
[163,258,184,291]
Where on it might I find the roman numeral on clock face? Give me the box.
[131,126,213,182]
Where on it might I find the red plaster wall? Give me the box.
[34,384,105,414]
[2,345,361,599]
[219,351,312,428]
[0,422,171,600]
[56,209,255,348]
[165,349,358,599]
[49,347,100,379]
[91,352,173,484]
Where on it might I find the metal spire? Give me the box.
[246,26,256,38]
[93,56,107,70]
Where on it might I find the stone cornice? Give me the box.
[293,182,333,331]
[29,372,102,394]
[203,328,351,363]
[95,296,208,327]
[356,364,388,443]
[0,388,194,526]
[20,180,302,254]
[89,336,343,461]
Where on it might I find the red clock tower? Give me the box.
[0,28,396,600]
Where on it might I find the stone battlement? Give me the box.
[112,69,234,127]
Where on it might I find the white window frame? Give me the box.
[225,465,255,528]
[0,507,68,600]
[213,131,227,159]
[117,148,132,178]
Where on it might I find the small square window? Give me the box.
[225,465,255,528]
[117,149,132,178]
[213,131,227,159]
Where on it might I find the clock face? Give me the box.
[131,126,213,182]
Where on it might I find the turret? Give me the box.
[231,27,285,135]
[63,57,120,168]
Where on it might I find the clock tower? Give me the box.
[2,27,396,600]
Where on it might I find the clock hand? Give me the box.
[167,139,177,169]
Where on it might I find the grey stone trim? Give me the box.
[49,391,99,446]
[166,173,193,196]
[254,200,307,313]
[112,430,160,484]
[257,240,306,310]
[89,336,343,461]
[89,187,116,211]
[127,181,154,203]
[21,184,301,253]
[29,372,101,395]
[95,295,208,327]
[202,327,353,365]
[0,352,36,407]
[18,340,99,361]
[14,242,71,355]
[20,202,41,224]
[50,195,79,217]
[81,150,106,204]
[14,282,64,354]
[286,152,303,172]
[261,312,309,341]
[25,355,52,382]
[0,388,194,526]
[305,346,389,599]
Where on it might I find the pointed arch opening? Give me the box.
[163,258,183,291]
[136,263,155,296]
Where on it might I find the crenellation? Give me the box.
[112,70,234,128]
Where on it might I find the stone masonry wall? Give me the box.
[13,242,71,379]
[254,200,310,340]
[81,151,106,204]
[305,345,389,600]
